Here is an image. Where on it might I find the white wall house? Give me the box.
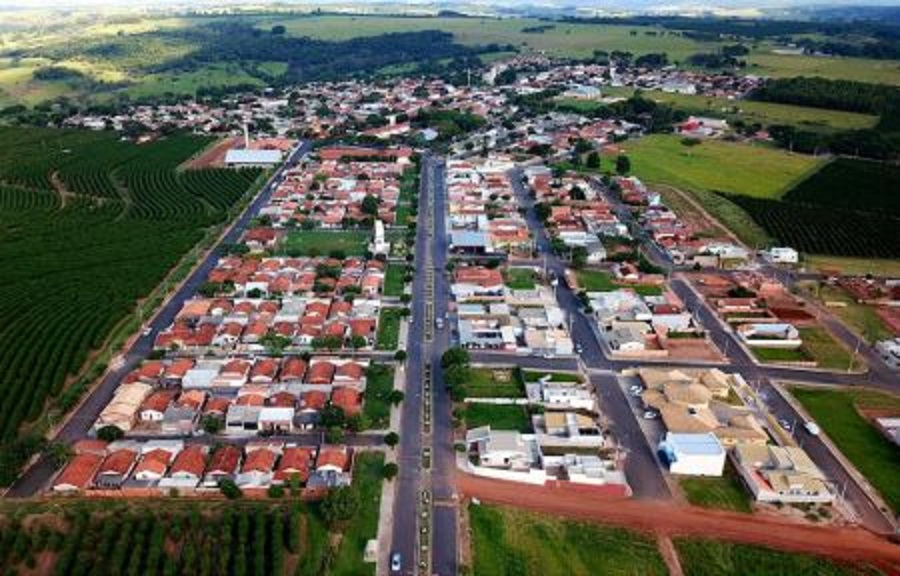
[658,432,725,476]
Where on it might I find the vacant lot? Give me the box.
[361,364,394,430]
[465,403,531,433]
[619,135,825,200]
[383,263,406,297]
[464,368,524,398]
[674,538,882,576]
[804,255,900,278]
[679,465,752,513]
[331,452,385,576]
[798,327,856,371]
[469,504,668,576]
[791,386,900,515]
[505,267,537,290]
[803,283,894,344]
[282,229,370,257]
[575,269,617,291]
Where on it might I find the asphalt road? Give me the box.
[6,141,312,498]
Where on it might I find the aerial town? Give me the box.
[0,3,899,576]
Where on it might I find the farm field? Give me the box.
[745,51,900,86]
[463,367,525,398]
[464,403,532,433]
[674,538,883,576]
[468,503,668,576]
[803,255,900,278]
[0,128,262,484]
[617,135,825,200]
[282,229,370,257]
[679,465,752,513]
[791,386,900,515]
[783,158,900,217]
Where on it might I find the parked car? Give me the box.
[435,318,444,329]
[629,385,644,397]
[804,421,821,436]
[643,410,659,420]
[575,343,584,354]
[391,553,401,572]
[779,419,792,431]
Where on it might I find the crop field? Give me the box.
[791,386,900,515]
[0,127,261,482]
[783,158,900,217]
[724,194,900,258]
[469,503,668,576]
[674,538,881,576]
[618,135,825,200]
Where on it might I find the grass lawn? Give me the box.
[617,135,826,200]
[375,308,402,350]
[746,51,900,86]
[674,538,881,576]
[797,327,857,371]
[522,370,583,383]
[465,403,532,433]
[804,284,894,344]
[634,284,664,297]
[469,504,668,576]
[791,386,900,515]
[464,367,525,398]
[575,269,617,291]
[361,364,394,429]
[282,229,370,257]
[383,263,406,297]
[679,464,752,513]
[505,267,537,290]
[752,346,812,364]
[804,255,900,278]
[330,452,384,576]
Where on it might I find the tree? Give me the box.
[218,479,242,499]
[361,194,380,216]
[441,346,470,369]
[586,151,600,169]
[444,363,470,388]
[382,462,399,480]
[45,441,72,468]
[202,415,223,435]
[97,425,124,442]
[320,405,346,429]
[615,155,631,175]
[320,487,359,526]
[571,246,588,270]
[384,432,400,448]
[388,389,405,405]
[325,426,345,444]
[348,335,367,351]
[394,350,408,362]
[267,485,284,498]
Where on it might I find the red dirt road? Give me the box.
[184,137,240,169]
[459,474,900,573]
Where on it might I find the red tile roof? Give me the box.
[206,445,241,475]
[98,449,138,476]
[54,453,104,490]
[169,445,207,478]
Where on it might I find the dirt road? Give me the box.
[459,474,900,572]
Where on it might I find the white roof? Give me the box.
[225,149,283,165]
[664,432,725,456]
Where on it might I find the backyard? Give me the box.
[791,386,900,515]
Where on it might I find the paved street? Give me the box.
[7,141,312,498]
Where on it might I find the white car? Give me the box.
[391,553,401,572]
[804,421,821,436]
[142,327,153,337]
[643,410,659,420]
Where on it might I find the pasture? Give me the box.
[617,135,825,200]
[0,127,261,482]
[745,52,900,86]
[791,386,900,515]
[468,503,668,576]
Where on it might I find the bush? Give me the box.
[218,479,243,500]
[382,462,399,480]
[320,487,359,526]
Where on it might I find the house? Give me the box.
[131,444,181,483]
[258,407,295,433]
[737,323,802,348]
[466,426,540,472]
[53,452,105,493]
[764,247,799,264]
[159,445,208,490]
[139,390,177,422]
[532,412,605,449]
[203,445,242,487]
[658,432,725,476]
[95,382,153,433]
[308,445,352,489]
[224,148,283,168]
[226,404,261,433]
[94,448,139,488]
[331,387,362,417]
[236,443,282,488]
[733,443,833,503]
[274,446,316,485]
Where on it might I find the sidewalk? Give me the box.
[374,358,407,575]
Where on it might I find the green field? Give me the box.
[282,230,370,257]
[383,263,406,297]
[804,255,900,278]
[505,268,537,290]
[375,307,403,350]
[618,135,826,200]
[797,327,857,371]
[803,284,894,344]
[791,386,900,515]
[679,465,752,513]
[0,127,261,484]
[575,269,617,291]
[361,364,395,430]
[674,538,882,576]
[521,371,583,383]
[752,347,812,364]
[464,403,531,432]
[746,52,900,86]
[463,368,525,398]
[330,452,384,576]
[469,504,667,576]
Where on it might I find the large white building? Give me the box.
[658,432,725,476]
[224,149,283,168]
